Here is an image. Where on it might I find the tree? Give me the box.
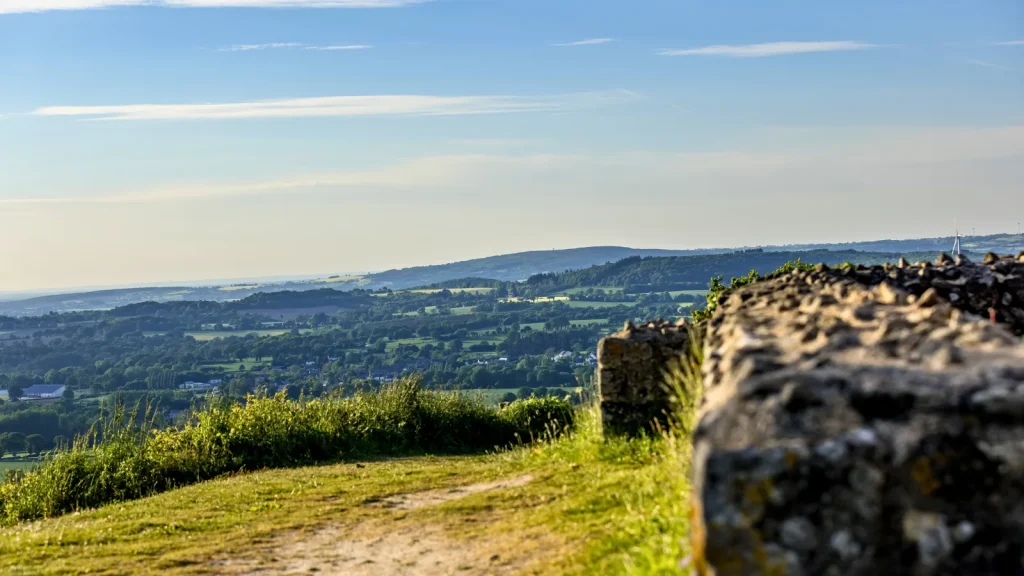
[25,434,45,455]
[7,384,23,401]
[1,432,26,455]
[501,392,517,403]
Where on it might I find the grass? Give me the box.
[0,460,42,475]
[556,286,626,295]
[186,330,294,342]
[567,301,630,309]
[0,405,692,575]
[384,337,435,351]
[408,287,495,295]
[465,388,578,405]
[0,381,573,527]
[668,290,707,297]
[202,357,273,373]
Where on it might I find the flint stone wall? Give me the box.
[597,320,690,436]
[695,254,1024,576]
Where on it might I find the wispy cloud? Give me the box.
[963,58,1015,71]
[658,41,880,58]
[0,0,429,14]
[219,42,304,52]
[994,40,1024,46]
[31,90,640,121]
[553,38,615,47]
[218,42,372,51]
[304,44,373,51]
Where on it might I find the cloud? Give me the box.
[218,42,304,51]
[553,38,615,47]
[218,42,372,51]
[31,90,639,121]
[0,0,429,14]
[994,40,1024,46]
[657,41,880,58]
[963,58,1015,71]
[304,44,373,51]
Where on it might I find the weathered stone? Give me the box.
[597,320,691,435]
[694,260,1024,576]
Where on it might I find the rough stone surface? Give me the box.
[694,258,1024,576]
[597,319,690,435]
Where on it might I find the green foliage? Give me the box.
[499,396,575,441]
[691,259,815,323]
[0,378,573,526]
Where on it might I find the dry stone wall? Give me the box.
[694,255,1024,575]
[597,320,690,436]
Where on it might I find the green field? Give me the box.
[409,287,494,295]
[420,305,477,316]
[668,290,707,297]
[566,301,629,309]
[203,357,273,372]
[463,387,579,405]
[186,329,309,342]
[385,337,435,351]
[0,457,44,475]
[556,286,625,295]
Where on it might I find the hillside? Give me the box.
[2,233,1019,316]
[0,247,706,317]
[0,406,687,575]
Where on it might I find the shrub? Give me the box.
[0,378,573,526]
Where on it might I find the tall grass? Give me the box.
[0,378,572,526]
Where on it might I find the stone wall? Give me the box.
[694,255,1024,575]
[597,320,691,436]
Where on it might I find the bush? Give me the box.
[500,396,575,441]
[0,378,573,526]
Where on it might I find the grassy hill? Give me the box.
[0,408,689,575]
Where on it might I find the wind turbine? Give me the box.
[952,224,962,257]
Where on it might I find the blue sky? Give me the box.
[0,0,1021,291]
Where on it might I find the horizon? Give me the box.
[2,230,1021,297]
[2,0,1022,292]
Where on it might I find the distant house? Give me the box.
[21,385,67,399]
[179,381,216,391]
[553,351,574,362]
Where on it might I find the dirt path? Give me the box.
[218,475,536,575]
[370,474,534,511]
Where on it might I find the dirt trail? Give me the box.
[370,474,534,511]
[218,475,536,575]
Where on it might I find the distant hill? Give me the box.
[365,246,723,287]
[520,249,960,294]
[1,233,1019,316]
[760,233,1023,255]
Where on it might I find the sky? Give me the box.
[0,0,1022,292]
